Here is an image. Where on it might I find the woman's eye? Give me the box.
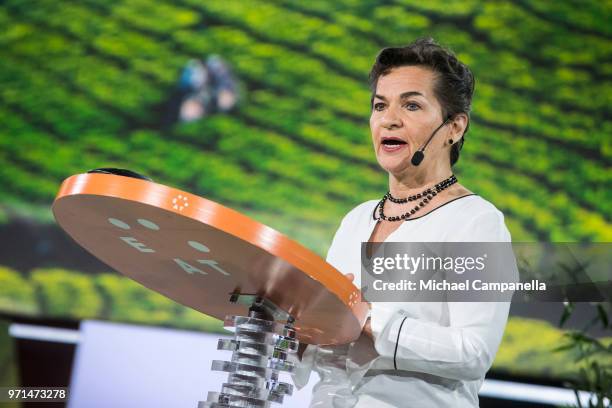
[373,103,385,111]
[404,103,420,111]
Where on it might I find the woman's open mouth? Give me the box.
[381,138,408,153]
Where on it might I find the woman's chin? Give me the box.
[377,156,412,175]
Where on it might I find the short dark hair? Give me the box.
[368,37,475,166]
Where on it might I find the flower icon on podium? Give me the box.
[172,194,189,211]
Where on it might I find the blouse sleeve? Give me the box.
[369,209,515,381]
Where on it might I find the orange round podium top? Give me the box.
[52,172,369,345]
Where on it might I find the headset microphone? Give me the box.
[410,150,425,167]
[411,116,452,166]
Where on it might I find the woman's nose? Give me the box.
[380,108,403,129]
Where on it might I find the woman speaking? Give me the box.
[294,37,513,408]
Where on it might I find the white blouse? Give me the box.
[295,194,515,408]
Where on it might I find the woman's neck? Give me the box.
[388,166,453,197]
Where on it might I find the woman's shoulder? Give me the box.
[340,199,380,224]
[446,195,511,241]
[456,194,503,215]
[442,184,498,215]
[326,200,379,258]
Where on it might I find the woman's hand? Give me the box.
[345,273,374,340]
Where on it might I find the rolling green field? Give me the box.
[0,0,610,248]
[0,0,610,383]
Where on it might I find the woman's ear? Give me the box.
[450,113,469,139]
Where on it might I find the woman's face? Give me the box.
[370,65,448,176]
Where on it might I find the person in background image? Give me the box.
[206,55,239,113]
[178,59,213,122]
[172,55,239,124]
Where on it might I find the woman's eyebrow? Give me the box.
[374,91,425,101]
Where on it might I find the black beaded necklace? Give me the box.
[373,174,458,222]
